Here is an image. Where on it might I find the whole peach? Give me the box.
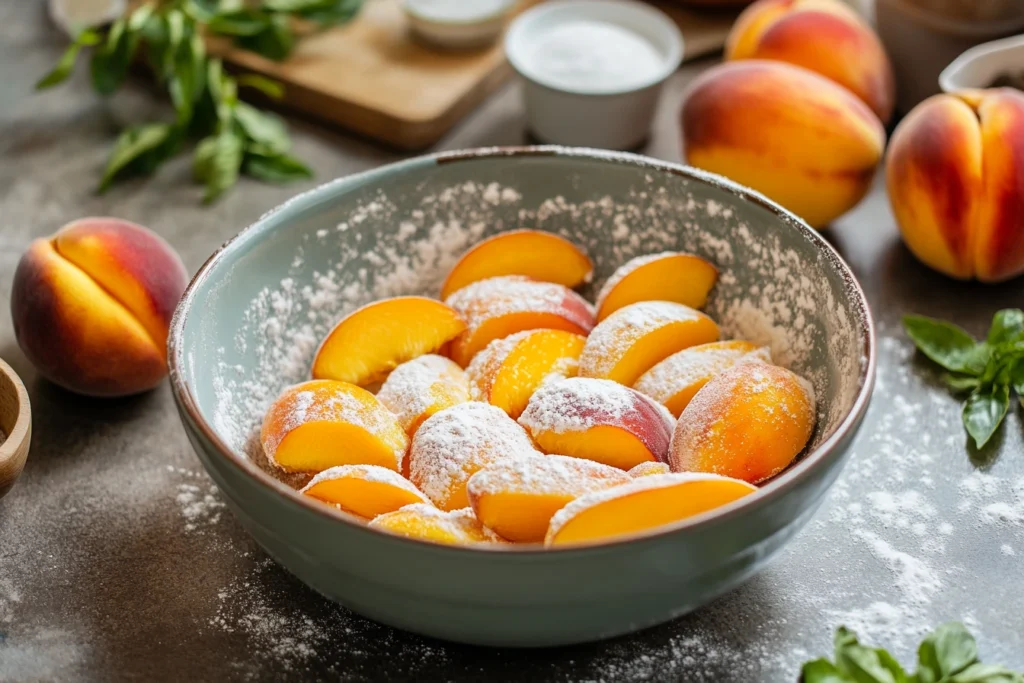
[887,89,1024,282]
[682,60,886,229]
[726,0,895,123]
[11,218,189,396]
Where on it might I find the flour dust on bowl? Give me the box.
[168,147,875,647]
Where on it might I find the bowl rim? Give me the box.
[939,33,1024,93]
[0,356,32,497]
[167,145,877,556]
[504,0,684,97]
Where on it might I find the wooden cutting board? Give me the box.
[216,0,737,150]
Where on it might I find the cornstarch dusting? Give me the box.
[524,20,665,93]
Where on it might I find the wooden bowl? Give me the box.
[0,357,31,499]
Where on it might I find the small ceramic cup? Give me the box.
[403,0,516,50]
[0,357,31,499]
[940,34,1024,94]
[505,0,683,150]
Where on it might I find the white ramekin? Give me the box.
[940,34,1024,94]
[404,0,517,50]
[505,0,683,150]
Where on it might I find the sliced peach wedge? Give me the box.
[261,380,409,474]
[634,341,771,417]
[312,297,466,386]
[376,354,471,438]
[300,465,428,519]
[518,378,676,470]
[627,462,670,477]
[445,276,596,367]
[595,252,719,321]
[579,301,720,386]
[467,455,630,543]
[467,329,586,419]
[369,504,502,546]
[545,473,758,547]
[440,230,594,300]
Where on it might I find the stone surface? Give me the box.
[1,2,1023,681]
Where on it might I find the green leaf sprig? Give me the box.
[802,623,1023,683]
[35,0,363,202]
[904,310,1024,449]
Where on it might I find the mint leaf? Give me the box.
[297,0,362,24]
[802,659,851,683]
[944,374,981,393]
[962,384,1010,449]
[237,13,295,60]
[904,316,987,375]
[208,9,271,37]
[99,123,179,192]
[237,73,285,99]
[834,628,905,683]
[35,29,101,89]
[244,152,312,183]
[925,623,979,676]
[193,130,244,203]
[90,17,141,96]
[234,102,289,154]
[951,663,1024,682]
[987,309,1024,346]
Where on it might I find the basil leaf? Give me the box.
[987,309,1024,346]
[99,123,179,192]
[904,315,987,375]
[945,374,981,393]
[951,663,1024,683]
[962,384,1010,449]
[237,73,284,99]
[169,32,207,125]
[90,19,129,95]
[802,659,851,683]
[35,30,101,89]
[926,623,978,676]
[234,102,289,154]
[263,0,329,11]
[193,130,244,202]
[183,0,220,22]
[236,13,296,61]
[298,0,363,24]
[208,9,271,37]
[244,152,312,183]
[834,628,902,683]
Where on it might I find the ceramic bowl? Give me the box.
[940,34,1024,93]
[168,147,875,647]
[505,0,683,150]
[0,357,31,499]
[403,0,515,50]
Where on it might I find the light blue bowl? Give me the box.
[168,147,875,647]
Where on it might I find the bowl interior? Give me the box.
[172,148,871,525]
[939,34,1024,92]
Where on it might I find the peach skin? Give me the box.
[634,341,771,417]
[682,60,886,228]
[545,473,757,546]
[578,301,719,387]
[518,378,676,470]
[726,0,895,123]
[312,297,466,386]
[10,218,189,397]
[467,455,630,543]
[669,362,815,484]
[444,276,596,367]
[466,329,586,419]
[369,504,502,546]
[300,465,428,519]
[261,380,409,474]
[440,230,593,300]
[595,251,719,322]
[887,89,1024,282]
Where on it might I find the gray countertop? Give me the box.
[2,3,1023,681]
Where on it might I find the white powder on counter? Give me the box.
[523,20,666,93]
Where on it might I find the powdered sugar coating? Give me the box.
[546,472,754,544]
[368,503,503,544]
[301,465,425,498]
[465,329,584,410]
[465,333,529,400]
[376,355,470,434]
[260,381,408,471]
[467,454,630,499]
[628,461,671,477]
[634,343,771,407]
[595,251,676,308]
[409,402,541,509]
[444,276,596,337]
[578,301,718,381]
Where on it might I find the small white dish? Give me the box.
[403,0,516,51]
[940,34,1024,94]
[505,0,683,150]
[49,0,125,37]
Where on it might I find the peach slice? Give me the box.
[669,362,815,484]
[369,504,502,546]
[440,230,594,300]
[595,252,719,322]
[376,355,471,438]
[466,455,631,543]
[545,472,758,546]
[409,401,541,511]
[466,329,586,418]
[261,380,409,474]
[634,341,771,417]
[627,462,671,477]
[300,465,428,519]
[578,301,720,386]
[518,377,676,470]
[311,297,466,386]
[444,276,596,367]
